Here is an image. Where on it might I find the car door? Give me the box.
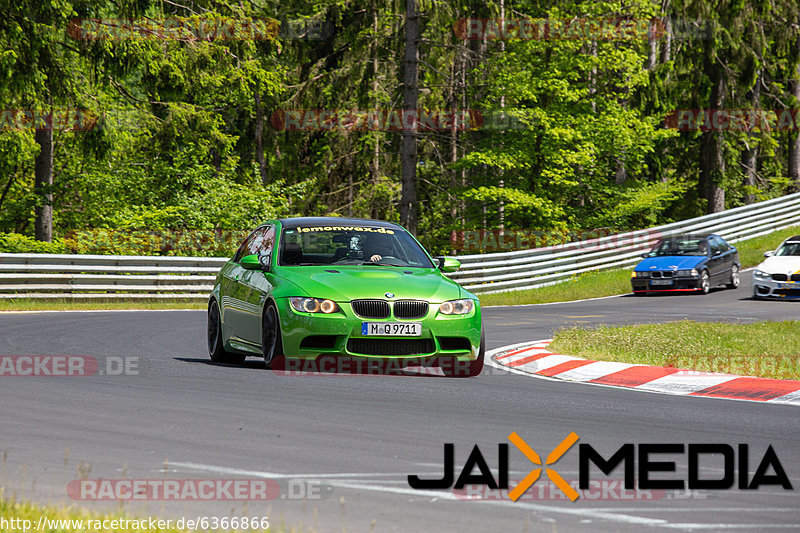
[223,228,266,342]
[713,236,735,282]
[238,225,277,345]
[707,236,726,284]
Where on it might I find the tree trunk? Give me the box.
[659,0,672,65]
[789,31,800,193]
[371,7,380,219]
[741,71,760,204]
[34,124,53,242]
[254,91,267,185]
[700,32,726,213]
[497,0,505,230]
[400,0,419,233]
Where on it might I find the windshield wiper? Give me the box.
[361,262,404,267]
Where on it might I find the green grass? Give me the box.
[734,225,800,267]
[0,496,290,532]
[0,299,205,312]
[549,320,800,380]
[478,225,800,307]
[479,269,632,307]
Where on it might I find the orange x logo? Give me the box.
[507,431,580,502]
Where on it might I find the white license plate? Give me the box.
[650,279,673,286]
[779,283,796,289]
[361,322,421,336]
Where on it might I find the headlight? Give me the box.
[439,299,474,315]
[633,271,650,278]
[289,297,339,314]
[676,269,698,277]
[754,270,770,280]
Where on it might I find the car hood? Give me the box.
[756,256,800,275]
[274,265,466,302]
[634,256,706,271]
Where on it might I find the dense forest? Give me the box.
[1,0,799,255]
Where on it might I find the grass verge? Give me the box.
[478,224,800,307]
[0,496,284,532]
[479,269,631,306]
[549,320,800,380]
[0,299,205,312]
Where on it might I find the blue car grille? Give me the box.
[650,271,674,278]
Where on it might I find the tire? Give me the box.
[726,265,740,289]
[208,300,245,364]
[262,302,285,369]
[698,270,710,295]
[442,328,485,378]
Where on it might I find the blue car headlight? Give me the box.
[633,271,650,278]
[439,299,474,315]
[290,297,340,314]
[676,269,698,277]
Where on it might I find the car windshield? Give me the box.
[647,237,708,257]
[775,241,800,256]
[279,224,435,268]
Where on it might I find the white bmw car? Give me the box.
[752,235,800,299]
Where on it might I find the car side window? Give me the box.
[716,237,730,252]
[254,226,276,262]
[709,237,722,256]
[234,228,264,263]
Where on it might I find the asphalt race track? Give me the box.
[2,275,800,532]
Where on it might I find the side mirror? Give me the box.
[437,257,461,273]
[764,251,774,258]
[641,253,648,258]
[241,254,267,271]
[713,250,721,256]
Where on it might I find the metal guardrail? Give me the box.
[450,191,800,293]
[0,192,798,299]
[0,255,227,299]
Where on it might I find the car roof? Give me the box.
[783,235,800,244]
[277,217,404,230]
[660,233,716,240]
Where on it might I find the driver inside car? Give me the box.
[363,232,394,263]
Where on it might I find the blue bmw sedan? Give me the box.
[631,234,740,296]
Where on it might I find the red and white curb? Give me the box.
[488,340,800,406]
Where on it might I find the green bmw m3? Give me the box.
[207,217,484,377]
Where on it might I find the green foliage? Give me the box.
[0,0,798,254]
[0,233,67,254]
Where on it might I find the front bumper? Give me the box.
[631,276,702,293]
[752,276,800,299]
[275,297,482,361]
